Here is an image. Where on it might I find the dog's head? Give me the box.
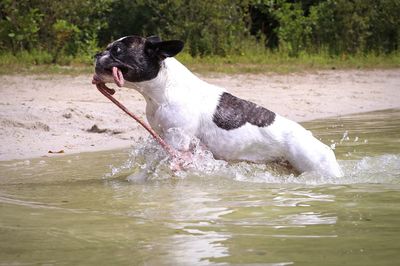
[94,35,184,84]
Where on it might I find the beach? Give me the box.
[1,69,399,161]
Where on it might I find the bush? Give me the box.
[99,0,252,57]
[0,0,399,62]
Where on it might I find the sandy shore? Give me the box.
[1,69,399,161]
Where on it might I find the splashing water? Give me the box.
[106,114,400,185]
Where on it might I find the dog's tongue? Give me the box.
[112,66,125,87]
[91,67,124,95]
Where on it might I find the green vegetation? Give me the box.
[0,0,399,74]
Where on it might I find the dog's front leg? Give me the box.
[163,127,211,171]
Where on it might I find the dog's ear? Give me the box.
[146,35,162,43]
[145,36,184,59]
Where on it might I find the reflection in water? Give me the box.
[0,109,400,265]
[168,231,230,265]
[279,212,337,226]
[166,196,233,265]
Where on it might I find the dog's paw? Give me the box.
[169,151,194,172]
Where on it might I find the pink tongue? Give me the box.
[112,67,125,87]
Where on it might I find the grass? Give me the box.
[0,49,399,76]
[177,50,400,74]
[0,50,93,75]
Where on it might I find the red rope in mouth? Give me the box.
[93,81,178,158]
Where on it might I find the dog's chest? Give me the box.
[144,83,223,136]
[146,100,199,135]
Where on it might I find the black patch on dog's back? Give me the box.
[213,92,276,130]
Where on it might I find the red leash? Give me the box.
[94,82,178,158]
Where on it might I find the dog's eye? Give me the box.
[111,45,123,55]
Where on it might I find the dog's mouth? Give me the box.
[92,66,127,95]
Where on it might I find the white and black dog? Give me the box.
[93,35,343,177]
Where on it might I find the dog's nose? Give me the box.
[94,51,104,59]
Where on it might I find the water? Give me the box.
[1,109,399,265]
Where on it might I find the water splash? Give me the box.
[105,134,400,186]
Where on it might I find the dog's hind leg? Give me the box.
[285,132,343,177]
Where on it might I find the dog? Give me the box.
[93,35,343,177]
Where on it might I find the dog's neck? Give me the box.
[124,58,202,105]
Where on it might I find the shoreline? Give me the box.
[1,69,399,161]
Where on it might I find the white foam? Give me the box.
[106,136,400,186]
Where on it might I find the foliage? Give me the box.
[99,0,251,56]
[52,19,81,63]
[274,1,315,56]
[0,0,43,52]
[250,0,400,56]
[0,0,111,61]
[0,0,399,65]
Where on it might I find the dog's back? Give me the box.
[156,59,342,177]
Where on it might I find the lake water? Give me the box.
[1,109,399,265]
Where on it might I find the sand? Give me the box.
[1,69,399,161]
